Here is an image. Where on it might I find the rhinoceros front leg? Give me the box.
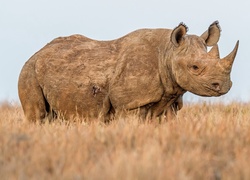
[149,95,183,122]
[164,95,183,121]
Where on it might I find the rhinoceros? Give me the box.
[18,21,239,122]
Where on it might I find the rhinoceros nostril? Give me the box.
[211,82,220,91]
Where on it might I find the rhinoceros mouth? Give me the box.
[188,86,222,97]
[202,85,228,97]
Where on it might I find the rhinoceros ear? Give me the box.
[201,21,221,46]
[171,22,188,47]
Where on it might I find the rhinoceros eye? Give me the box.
[192,65,199,70]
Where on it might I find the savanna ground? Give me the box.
[1,101,250,180]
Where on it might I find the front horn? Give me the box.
[221,40,239,71]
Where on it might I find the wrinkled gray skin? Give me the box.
[18,21,239,122]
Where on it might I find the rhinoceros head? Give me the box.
[169,21,239,96]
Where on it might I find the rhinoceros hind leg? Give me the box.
[18,66,47,123]
[19,85,47,123]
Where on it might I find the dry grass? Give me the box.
[1,101,250,180]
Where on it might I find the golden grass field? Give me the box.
[1,101,250,180]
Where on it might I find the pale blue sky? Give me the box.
[0,0,249,102]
